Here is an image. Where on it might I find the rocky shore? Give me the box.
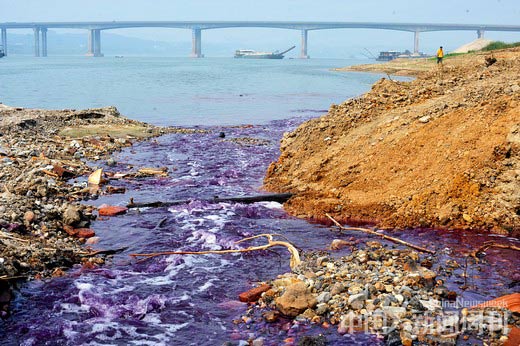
[264,47,520,234]
[0,104,199,316]
[238,242,519,345]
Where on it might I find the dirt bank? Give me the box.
[265,48,520,235]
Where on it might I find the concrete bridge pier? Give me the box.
[41,28,48,57]
[1,28,7,56]
[477,29,485,38]
[33,27,40,57]
[191,28,202,58]
[300,29,309,59]
[87,29,103,57]
[413,31,420,54]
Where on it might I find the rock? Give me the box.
[383,306,407,319]
[419,267,437,284]
[337,311,357,335]
[76,228,95,238]
[385,329,402,346]
[297,335,327,346]
[106,158,116,166]
[275,281,317,317]
[238,284,271,303]
[85,236,100,245]
[106,186,126,194]
[98,205,128,216]
[63,224,78,236]
[399,330,413,346]
[262,310,279,323]
[446,291,457,301]
[52,164,74,179]
[301,308,317,320]
[330,239,352,250]
[348,293,367,310]
[418,115,431,123]
[433,285,449,298]
[88,168,103,185]
[317,291,331,304]
[315,303,329,315]
[374,282,385,292]
[63,205,81,226]
[330,282,346,296]
[23,211,35,224]
[407,297,425,311]
[419,299,441,312]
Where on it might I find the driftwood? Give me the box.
[127,193,294,209]
[129,233,301,270]
[471,241,520,262]
[325,214,435,254]
[80,247,128,257]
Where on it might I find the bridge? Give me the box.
[1,21,520,58]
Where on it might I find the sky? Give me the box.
[1,0,519,57]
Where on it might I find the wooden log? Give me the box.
[127,193,294,209]
[326,213,435,254]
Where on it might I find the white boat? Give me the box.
[234,46,295,59]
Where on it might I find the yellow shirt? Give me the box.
[437,48,444,58]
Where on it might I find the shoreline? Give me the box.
[0,64,518,344]
[0,104,201,316]
[265,47,520,235]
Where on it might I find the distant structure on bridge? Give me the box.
[1,21,519,58]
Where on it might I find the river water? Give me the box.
[0,57,519,345]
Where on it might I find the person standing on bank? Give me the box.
[437,46,444,64]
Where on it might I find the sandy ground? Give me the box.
[265,48,520,235]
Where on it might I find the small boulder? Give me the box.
[76,228,95,238]
[98,205,128,216]
[275,281,317,317]
[63,205,82,226]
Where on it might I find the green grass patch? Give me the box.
[482,41,520,51]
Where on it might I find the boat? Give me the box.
[376,51,401,61]
[234,45,295,59]
[376,50,430,61]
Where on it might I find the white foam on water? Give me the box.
[75,282,94,291]
[59,302,90,314]
[129,340,165,346]
[257,201,283,209]
[197,279,215,292]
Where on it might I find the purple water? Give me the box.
[2,117,519,345]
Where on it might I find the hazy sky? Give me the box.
[1,0,519,23]
[1,0,519,56]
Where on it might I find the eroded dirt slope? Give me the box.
[265,48,520,235]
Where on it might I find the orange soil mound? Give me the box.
[264,48,520,235]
